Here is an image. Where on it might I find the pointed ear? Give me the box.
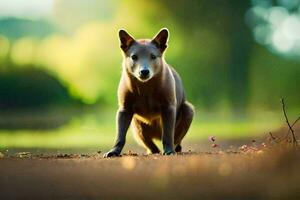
[119,29,135,52]
[151,28,169,53]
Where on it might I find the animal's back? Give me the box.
[169,65,186,109]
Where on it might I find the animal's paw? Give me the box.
[175,144,182,152]
[163,150,176,155]
[103,150,121,158]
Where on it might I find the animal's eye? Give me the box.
[131,54,138,61]
[150,53,157,60]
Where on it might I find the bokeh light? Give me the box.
[246,0,300,58]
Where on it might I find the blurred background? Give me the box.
[0,0,299,153]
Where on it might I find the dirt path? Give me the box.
[1,150,300,200]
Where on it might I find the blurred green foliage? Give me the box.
[0,66,81,109]
[1,0,299,113]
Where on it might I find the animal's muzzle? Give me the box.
[139,69,150,79]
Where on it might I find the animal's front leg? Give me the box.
[103,108,133,157]
[161,105,176,155]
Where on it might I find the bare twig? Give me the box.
[280,116,300,142]
[269,132,277,143]
[292,116,300,127]
[280,98,298,146]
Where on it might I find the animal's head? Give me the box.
[118,28,169,82]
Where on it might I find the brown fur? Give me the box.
[104,28,194,157]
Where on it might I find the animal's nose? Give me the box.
[139,69,150,77]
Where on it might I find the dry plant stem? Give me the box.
[277,116,300,142]
[269,132,277,142]
[281,116,300,142]
[281,98,298,146]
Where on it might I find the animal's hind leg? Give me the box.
[131,118,160,154]
[174,101,194,152]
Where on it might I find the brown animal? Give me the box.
[104,28,194,157]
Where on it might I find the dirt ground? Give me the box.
[0,147,300,200]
